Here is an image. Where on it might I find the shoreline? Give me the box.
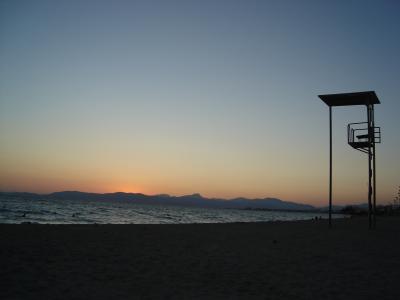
[8,217,347,226]
[2,210,347,225]
[1,217,399,299]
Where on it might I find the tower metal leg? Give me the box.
[372,105,377,228]
[367,105,372,229]
[329,107,332,228]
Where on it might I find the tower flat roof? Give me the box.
[319,91,380,107]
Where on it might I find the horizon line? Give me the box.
[0,189,370,207]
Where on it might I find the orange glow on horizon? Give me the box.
[0,163,395,206]
[105,183,146,194]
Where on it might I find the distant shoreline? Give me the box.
[0,190,323,211]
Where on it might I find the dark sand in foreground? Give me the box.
[1,217,400,299]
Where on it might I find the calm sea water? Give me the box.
[0,195,342,224]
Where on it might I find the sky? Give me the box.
[1,0,399,206]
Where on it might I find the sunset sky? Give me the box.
[1,0,399,206]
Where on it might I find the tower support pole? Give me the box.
[367,105,372,229]
[372,105,377,228]
[329,106,332,227]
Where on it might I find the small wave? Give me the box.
[39,209,58,215]
[12,209,58,216]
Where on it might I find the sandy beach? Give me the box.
[1,217,400,299]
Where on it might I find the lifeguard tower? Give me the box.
[318,91,381,228]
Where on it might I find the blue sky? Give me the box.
[1,0,399,205]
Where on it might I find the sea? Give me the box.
[0,195,343,224]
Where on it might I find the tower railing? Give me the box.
[347,122,381,153]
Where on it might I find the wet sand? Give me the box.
[1,217,400,299]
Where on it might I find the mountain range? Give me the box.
[0,191,316,211]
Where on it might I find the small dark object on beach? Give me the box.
[272,239,277,244]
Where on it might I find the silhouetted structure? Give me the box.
[319,91,381,228]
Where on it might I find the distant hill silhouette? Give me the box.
[0,191,315,211]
